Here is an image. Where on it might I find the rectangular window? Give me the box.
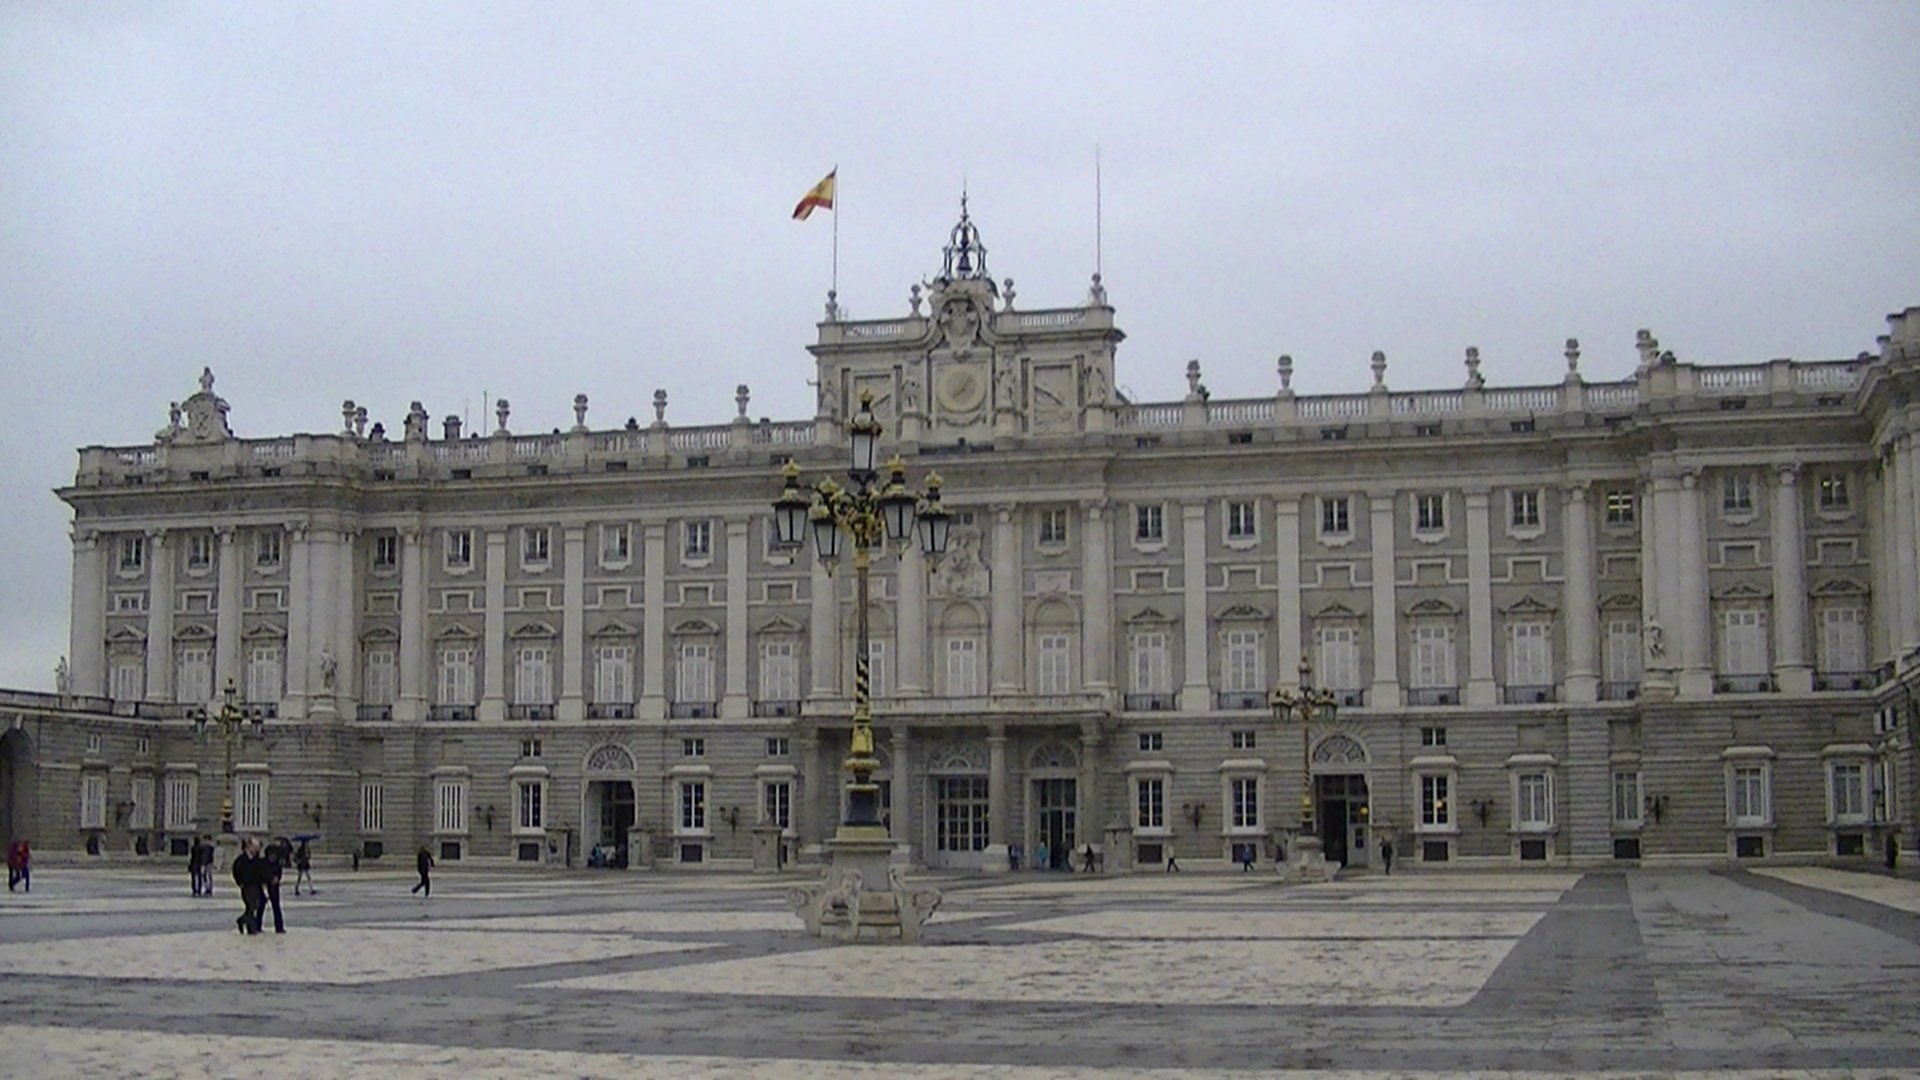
[129,774,154,830]
[436,646,476,705]
[1605,619,1643,684]
[1037,633,1072,694]
[866,639,891,699]
[682,737,705,758]
[1604,489,1636,526]
[254,531,283,569]
[1137,731,1163,752]
[1223,628,1263,693]
[118,535,146,572]
[1231,777,1260,829]
[1038,508,1069,547]
[1135,504,1164,543]
[514,645,552,705]
[435,778,467,833]
[1226,500,1257,540]
[1721,609,1769,676]
[1411,624,1455,689]
[594,644,633,703]
[165,774,197,831]
[236,774,268,833]
[935,776,990,852]
[80,773,108,829]
[1516,772,1552,828]
[1730,765,1769,825]
[362,648,397,705]
[1421,774,1451,827]
[521,526,551,567]
[360,780,384,833]
[1831,762,1866,822]
[945,638,981,696]
[766,737,790,757]
[763,780,792,828]
[186,533,214,571]
[444,530,473,570]
[111,658,144,701]
[1315,625,1361,691]
[520,738,543,758]
[373,534,399,569]
[1818,473,1851,512]
[1320,496,1351,537]
[517,781,544,831]
[175,646,212,704]
[1612,770,1642,826]
[683,520,713,561]
[760,640,799,702]
[1722,473,1755,515]
[600,523,631,565]
[1509,490,1541,529]
[1420,726,1447,747]
[1507,622,1553,688]
[1415,493,1446,533]
[1230,729,1257,750]
[1129,631,1170,694]
[1135,777,1165,830]
[246,644,282,704]
[679,781,707,831]
[1818,607,1866,675]
[675,642,715,703]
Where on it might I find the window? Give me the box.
[436,646,476,705]
[1415,493,1446,533]
[1507,622,1553,688]
[363,648,396,705]
[1129,631,1170,694]
[766,737,790,757]
[186,533,214,571]
[679,781,707,831]
[1207,629,1258,697]
[1604,489,1636,526]
[514,645,552,705]
[1137,731,1163,752]
[1612,771,1642,826]
[435,778,467,833]
[682,737,706,758]
[1421,774,1451,827]
[866,639,891,699]
[762,780,792,828]
[1135,776,1166,830]
[1038,508,1069,547]
[80,773,107,829]
[1818,473,1851,513]
[1818,607,1866,674]
[1135,504,1164,544]
[934,776,989,851]
[1509,490,1541,530]
[675,642,714,704]
[1729,764,1769,826]
[123,774,152,830]
[1037,633,1072,694]
[1830,762,1866,823]
[1721,472,1755,516]
[165,774,197,830]
[86,732,103,755]
[760,641,799,701]
[521,526,551,567]
[1721,609,1769,676]
[1515,772,1552,829]
[118,535,146,572]
[1230,729,1257,750]
[175,646,212,704]
[254,530,283,569]
[600,523,631,565]
[444,530,473,570]
[683,520,713,562]
[373,534,399,570]
[945,638,981,696]
[1319,496,1351,537]
[1226,500,1257,541]
[1231,777,1260,829]
[360,780,384,833]
[236,774,268,833]
[520,738,543,758]
[517,781,544,831]
[594,643,633,703]
[1315,625,1360,691]
[136,735,149,755]
[245,643,282,704]
[1420,726,1447,747]
[1411,624,1455,688]
[1605,619,1643,685]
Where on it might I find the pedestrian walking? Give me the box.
[187,839,205,896]
[1035,840,1050,872]
[263,837,288,933]
[1240,846,1254,872]
[1082,843,1096,873]
[1380,838,1395,876]
[195,835,217,896]
[232,838,269,935]
[293,841,315,895]
[411,846,434,898]
[6,838,28,893]
[1165,850,1180,873]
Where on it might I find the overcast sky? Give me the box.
[3,3,1918,691]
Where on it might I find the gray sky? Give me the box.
[3,3,1918,690]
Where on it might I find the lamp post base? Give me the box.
[789,828,942,944]
[1282,834,1338,883]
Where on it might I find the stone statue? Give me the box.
[55,656,69,695]
[901,371,922,415]
[938,301,980,351]
[1083,364,1109,408]
[1645,621,1666,663]
[995,360,1019,411]
[932,528,989,599]
[319,648,338,692]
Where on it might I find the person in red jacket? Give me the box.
[6,839,28,892]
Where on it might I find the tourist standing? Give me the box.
[195,835,217,896]
[263,838,288,933]
[187,839,205,896]
[293,841,314,895]
[1035,840,1049,872]
[6,838,28,892]
[411,846,434,898]
[1380,838,1395,876]
[232,838,268,934]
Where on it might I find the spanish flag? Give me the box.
[792,169,836,220]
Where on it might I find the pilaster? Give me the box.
[1676,471,1713,697]
[808,560,840,699]
[304,527,343,720]
[559,525,587,722]
[1563,484,1599,702]
[1770,465,1811,693]
[984,722,1010,871]
[1902,436,1920,662]
[890,725,913,863]
[641,523,668,720]
[1179,501,1210,711]
[722,517,750,718]
[68,531,105,696]
[1367,491,1400,706]
[479,528,507,723]
[332,530,358,718]
[396,526,427,722]
[1464,489,1497,706]
[214,529,241,699]
[145,530,174,702]
[990,504,1023,694]
[286,526,310,713]
[897,542,928,695]
[1274,496,1302,691]
[1081,500,1113,693]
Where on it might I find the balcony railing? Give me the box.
[1599,681,1641,702]
[1333,688,1367,708]
[243,702,278,720]
[1215,691,1266,711]
[1502,685,1557,705]
[670,701,715,719]
[1814,671,1880,692]
[1714,674,1778,694]
[753,699,800,718]
[428,705,476,721]
[356,704,393,721]
[1123,693,1176,712]
[507,704,555,721]
[1407,687,1460,707]
[587,702,634,719]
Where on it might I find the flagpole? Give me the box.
[831,167,839,301]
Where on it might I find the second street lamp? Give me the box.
[192,677,263,836]
[1270,656,1339,876]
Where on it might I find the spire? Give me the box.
[939,193,994,291]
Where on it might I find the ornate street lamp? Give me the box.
[1270,657,1339,869]
[192,677,263,835]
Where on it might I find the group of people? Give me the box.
[218,836,316,935]
[5,839,28,892]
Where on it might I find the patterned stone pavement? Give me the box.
[3,863,1920,1076]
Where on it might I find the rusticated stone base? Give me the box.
[788,830,942,944]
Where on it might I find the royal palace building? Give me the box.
[5,211,1920,873]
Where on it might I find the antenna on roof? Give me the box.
[1095,143,1103,279]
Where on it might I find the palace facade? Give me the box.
[6,211,1920,872]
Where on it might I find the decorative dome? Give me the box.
[939,194,995,291]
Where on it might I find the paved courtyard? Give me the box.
[4,862,1920,1077]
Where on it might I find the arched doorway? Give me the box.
[0,728,36,851]
[582,743,637,868]
[1311,732,1370,868]
[1025,740,1079,870]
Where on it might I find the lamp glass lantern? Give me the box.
[808,501,842,561]
[847,396,882,479]
[879,458,917,544]
[915,474,952,556]
[772,461,810,547]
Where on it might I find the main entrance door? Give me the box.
[590,780,635,867]
[1314,772,1370,868]
[1033,777,1076,869]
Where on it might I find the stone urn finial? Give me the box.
[342,399,357,435]
[1185,359,1203,397]
[1002,278,1016,311]
[495,398,510,435]
[1370,350,1388,389]
[653,388,669,425]
[909,283,922,316]
[354,405,368,438]
[1464,347,1484,389]
[1565,338,1581,375]
[573,393,589,431]
[736,384,751,419]
[1277,355,1294,392]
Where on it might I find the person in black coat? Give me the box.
[262,837,289,933]
[231,838,269,935]
[411,846,434,898]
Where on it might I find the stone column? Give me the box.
[1563,484,1599,703]
[559,525,587,722]
[68,531,106,696]
[285,527,309,710]
[1368,491,1400,706]
[1872,451,1898,668]
[333,532,358,717]
[723,517,750,719]
[145,530,174,701]
[990,504,1023,694]
[1081,500,1113,693]
[1464,489,1497,706]
[479,528,507,722]
[1770,465,1811,692]
[1901,435,1920,661]
[808,560,839,698]
[1643,475,1676,694]
[214,529,241,699]
[1275,495,1303,691]
[1676,471,1713,696]
[397,526,427,722]
[890,726,912,862]
[1179,502,1211,711]
[304,528,343,719]
[985,722,1010,871]
[797,728,822,854]
[641,523,668,720]
[1079,721,1103,843]
[897,542,928,696]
